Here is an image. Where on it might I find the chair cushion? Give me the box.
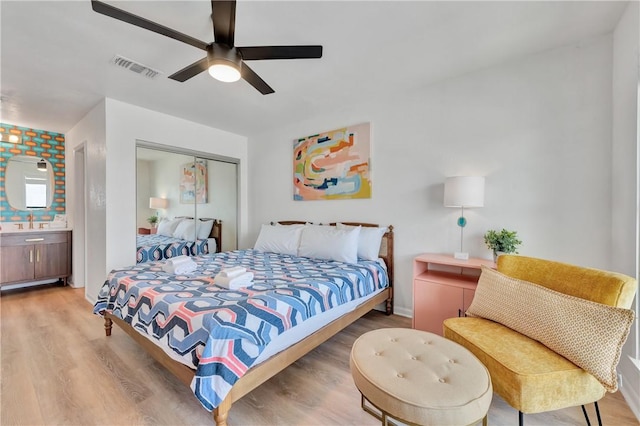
[444,317,606,414]
[466,267,634,391]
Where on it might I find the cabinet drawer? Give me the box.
[0,232,69,247]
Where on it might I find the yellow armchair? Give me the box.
[443,255,637,426]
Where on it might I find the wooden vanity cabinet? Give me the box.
[0,230,72,286]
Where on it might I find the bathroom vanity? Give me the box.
[0,229,72,287]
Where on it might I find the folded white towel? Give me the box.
[165,255,191,267]
[219,266,247,278]
[215,272,254,290]
[173,262,197,275]
[163,256,197,275]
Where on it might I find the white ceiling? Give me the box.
[0,1,628,137]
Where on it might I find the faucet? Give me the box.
[29,212,34,229]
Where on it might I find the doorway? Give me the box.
[72,143,87,290]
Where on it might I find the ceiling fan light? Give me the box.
[208,63,241,83]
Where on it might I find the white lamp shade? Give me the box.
[444,176,485,208]
[149,197,168,209]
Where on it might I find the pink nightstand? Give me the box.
[412,254,495,336]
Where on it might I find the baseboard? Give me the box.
[620,363,640,422]
[0,278,60,291]
[393,306,412,318]
[85,291,97,305]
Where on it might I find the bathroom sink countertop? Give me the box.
[0,227,72,234]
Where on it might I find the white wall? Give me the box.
[66,98,248,301]
[612,1,639,419]
[66,100,107,299]
[249,35,614,318]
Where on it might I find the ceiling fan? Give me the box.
[91,0,323,94]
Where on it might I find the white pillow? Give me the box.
[254,224,304,256]
[174,219,196,240]
[298,225,360,264]
[197,220,215,240]
[337,223,387,261]
[157,218,183,237]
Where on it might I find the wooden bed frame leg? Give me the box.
[104,317,113,337]
[213,396,232,426]
[385,289,393,316]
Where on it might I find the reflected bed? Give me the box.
[136,218,222,263]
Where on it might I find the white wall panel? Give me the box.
[612,1,639,419]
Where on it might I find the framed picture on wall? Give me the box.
[293,122,372,201]
[180,159,208,204]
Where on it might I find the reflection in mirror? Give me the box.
[136,146,238,264]
[195,157,237,253]
[5,155,54,210]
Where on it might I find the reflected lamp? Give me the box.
[149,197,168,217]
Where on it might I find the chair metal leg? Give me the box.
[581,405,592,426]
[594,401,602,426]
[520,403,601,426]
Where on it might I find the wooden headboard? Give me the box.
[205,219,222,253]
[275,221,394,297]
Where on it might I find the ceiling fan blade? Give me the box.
[168,57,209,82]
[241,63,274,95]
[91,0,209,51]
[238,46,323,61]
[211,1,236,46]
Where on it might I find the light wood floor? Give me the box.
[1,284,638,425]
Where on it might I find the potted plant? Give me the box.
[484,228,522,262]
[147,215,159,228]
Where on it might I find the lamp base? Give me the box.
[453,251,469,260]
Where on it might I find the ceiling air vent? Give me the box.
[110,55,161,79]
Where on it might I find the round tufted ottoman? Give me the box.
[350,328,492,426]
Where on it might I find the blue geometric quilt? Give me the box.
[136,234,210,263]
[93,249,389,411]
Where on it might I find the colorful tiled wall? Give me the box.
[0,123,66,223]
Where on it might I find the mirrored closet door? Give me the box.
[136,144,238,262]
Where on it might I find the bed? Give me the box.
[136,218,222,263]
[95,221,394,425]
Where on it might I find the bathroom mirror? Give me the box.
[5,155,54,210]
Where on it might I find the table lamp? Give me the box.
[149,197,168,217]
[444,176,485,260]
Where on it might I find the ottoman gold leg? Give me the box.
[360,393,402,426]
[361,393,383,422]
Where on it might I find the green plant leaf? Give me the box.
[484,228,522,254]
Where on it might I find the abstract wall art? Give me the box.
[180,159,208,204]
[293,122,371,201]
